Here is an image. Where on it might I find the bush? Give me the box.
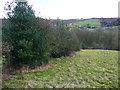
[49,19,80,58]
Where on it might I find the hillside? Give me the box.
[3,50,119,88]
[63,18,119,28]
[72,19,100,27]
[63,18,100,27]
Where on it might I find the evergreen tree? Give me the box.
[3,1,49,69]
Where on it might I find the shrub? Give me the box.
[49,19,80,58]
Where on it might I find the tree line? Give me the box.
[73,28,119,50]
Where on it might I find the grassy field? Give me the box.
[3,50,119,88]
[71,19,101,27]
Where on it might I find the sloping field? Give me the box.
[72,19,101,27]
[3,50,119,88]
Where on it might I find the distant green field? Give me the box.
[71,19,101,27]
[3,50,119,88]
[111,26,120,28]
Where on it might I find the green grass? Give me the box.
[70,19,101,27]
[3,50,119,88]
[111,26,120,28]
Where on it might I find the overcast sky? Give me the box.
[0,0,119,19]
